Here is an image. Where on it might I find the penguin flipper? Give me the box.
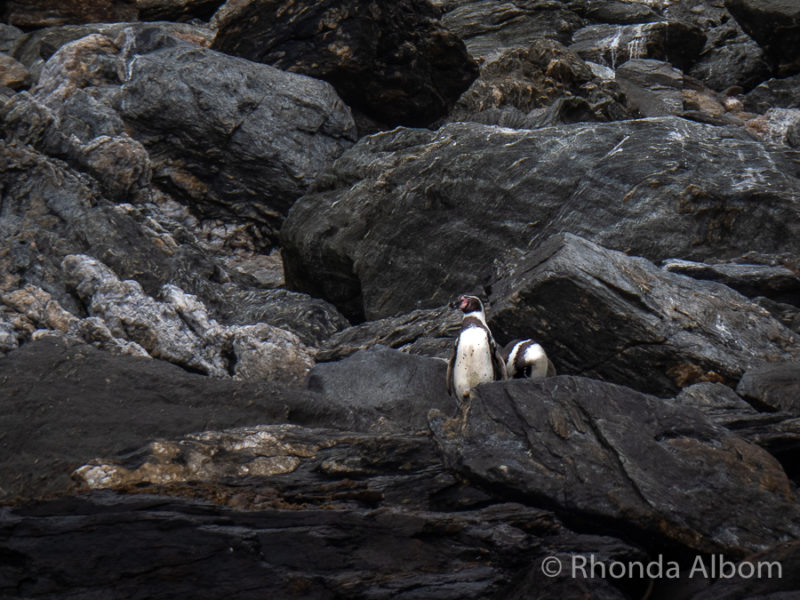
[446,340,456,396]
[546,358,557,378]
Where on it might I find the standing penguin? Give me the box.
[446,295,506,401]
[501,339,556,380]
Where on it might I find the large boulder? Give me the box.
[212,0,478,129]
[489,234,800,396]
[429,376,800,555]
[281,117,800,321]
[725,0,800,75]
[3,28,357,241]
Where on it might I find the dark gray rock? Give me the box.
[585,1,660,25]
[673,382,800,483]
[138,0,226,21]
[316,305,460,362]
[569,21,706,71]
[448,39,632,126]
[489,234,800,396]
[663,258,800,305]
[441,1,586,60]
[737,363,800,415]
[115,30,357,240]
[664,0,771,92]
[212,0,478,129]
[0,24,24,54]
[0,492,639,600]
[725,0,800,75]
[689,541,800,599]
[2,0,138,28]
[429,376,800,555]
[744,74,800,113]
[281,117,800,321]
[615,58,684,116]
[306,346,453,432]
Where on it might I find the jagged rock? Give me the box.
[615,58,684,116]
[137,0,226,21]
[1,284,78,334]
[743,74,800,113]
[746,108,800,146]
[663,258,800,304]
[212,0,478,129]
[9,21,215,85]
[737,363,800,415]
[569,21,706,71]
[229,323,315,382]
[448,39,632,126]
[282,117,800,321]
[2,0,138,28]
[0,53,29,90]
[316,305,460,362]
[0,24,24,53]
[673,382,800,482]
[63,254,316,382]
[725,0,800,75]
[0,491,641,600]
[306,346,452,433]
[489,234,800,395]
[429,376,800,555]
[663,0,771,92]
[441,1,586,60]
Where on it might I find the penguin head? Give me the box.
[457,295,484,314]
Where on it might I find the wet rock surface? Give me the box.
[3,0,800,597]
[282,117,800,321]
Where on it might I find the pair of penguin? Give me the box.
[446,295,556,401]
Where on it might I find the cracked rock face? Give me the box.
[429,376,800,556]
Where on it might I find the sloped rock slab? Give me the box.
[282,117,800,321]
[489,234,800,395]
[429,376,800,555]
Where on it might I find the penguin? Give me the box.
[501,339,556,380]
[446,295,506,401]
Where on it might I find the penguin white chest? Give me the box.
[522,343,549,379]
[453,326,494,399]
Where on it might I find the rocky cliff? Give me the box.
[1,1,800,599]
